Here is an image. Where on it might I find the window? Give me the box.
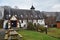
[35,15,37,17]
[15,15,17,17]
[21,15,23,18]
[21,20,23,23]
[9,14,11,17]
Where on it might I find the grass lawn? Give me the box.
[17,29,60,40]
[48,28,60,38]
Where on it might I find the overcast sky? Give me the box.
[0,0,60,12]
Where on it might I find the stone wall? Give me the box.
[0,20,3,28]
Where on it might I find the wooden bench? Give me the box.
[4,34,9,40]
[5,29,23,40]
[18,33,23,40]
[18,34,23,38]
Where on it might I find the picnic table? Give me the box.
[4,29,23,40]
[9,31,18,36]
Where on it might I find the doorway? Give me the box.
[11,20,17,27]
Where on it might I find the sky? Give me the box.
[0,0,60,12]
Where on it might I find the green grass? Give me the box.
[48,28,60,38]
[17,29,60,40]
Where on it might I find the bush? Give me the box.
[27,22,34,30]
[27,22,46,32]
[36,24,46,32]
[38,25,46,32]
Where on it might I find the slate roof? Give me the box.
[0,7,4,19]
[56,12,60,22]
[42,12,56,17]
[43,12,60,22]
[4,8,44,20]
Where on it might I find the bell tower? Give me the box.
[30,5,35,10]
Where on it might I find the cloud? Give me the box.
[51,4,60,12]
[52,4,60,8]
[0,0,60,11]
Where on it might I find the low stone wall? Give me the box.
[0,20,4,28]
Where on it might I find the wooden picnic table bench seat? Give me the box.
[18,34,23,38]
[4,34,9,40]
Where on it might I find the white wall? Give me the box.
[8,22,10,28]
[19,20,27,28]
[3,20,8,28]
[33,20,38,24]
[38,19,45,25]
[17,22,20,28]
[3,20,20,29]
[3,19,45,29]
[28,20,32,22]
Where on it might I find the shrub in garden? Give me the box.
[27,22,46,32]
[38,25,46,32]
[27,22,34,30]
[36,24,46,32]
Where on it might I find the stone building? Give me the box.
[0,6,45,29]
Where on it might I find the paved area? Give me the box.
[0,29,6,40]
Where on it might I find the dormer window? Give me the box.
[31,15,33,17]
[35,15,37,17]
[26,15,28,17]
[21,15,23,18]
[15,15,17,17]
[9,14,11,17]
